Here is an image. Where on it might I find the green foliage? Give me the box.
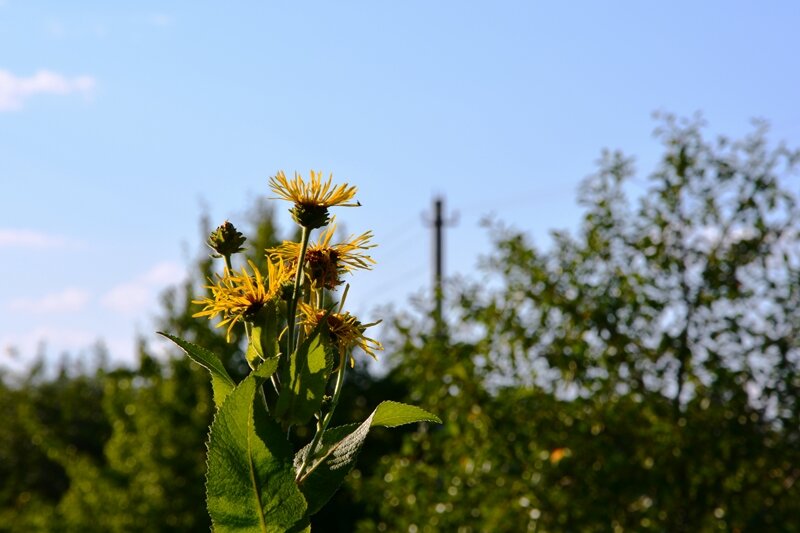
[372,401,442,427]
[0,364,108,532]
[358,116,800,532]
[206,373,309,532]
[295,401,440,516]
[275,326,334,426]
[19,353,214,532]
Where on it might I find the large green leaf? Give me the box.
[275,326,334,425]
[295,401,440,516]
[207,373,309,532]
[158,332,236,408]
[372,401,442,427]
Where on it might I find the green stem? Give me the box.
[296,350,348,483]
[287,227,311,358]
[321,351,347,433]
[316,288,324,309]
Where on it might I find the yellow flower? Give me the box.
[267,221,376,289]
[269,170,359,208]
[268,170,359,228]
[193,259,292,341]
[298,302,382,365]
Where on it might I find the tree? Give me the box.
[359,115,800,532]
[0,356,108,532]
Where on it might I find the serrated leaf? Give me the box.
[158,332,236,408]
[294,418,373,516]
[371,401,442,427]
[275,326,334,425]
[295,401,440,516]
[207,373,308,532]
[253,355,280,380]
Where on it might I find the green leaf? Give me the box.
[253,355,280,380]
[245,302,281,367]
[245,302,280,368]
[294,420,372,516]
[207,373,309,532]
[275,325,334,425]
[158,332,236,408]
[295,401,440,516]
[260,301,281,360]
[371,400,442,427]
[245,333,264,368]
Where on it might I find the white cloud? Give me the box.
[0,228,84,249]
[44,19,65,38]
[142,262,185,284]
[1,326,98,359]
[8,287,90,314]
[101,261,186,315]
[0,69,96,112]
[101,283,151,315]
[149,13,172,27]
[1,328,141,373]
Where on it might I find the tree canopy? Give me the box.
[357,115,800,532]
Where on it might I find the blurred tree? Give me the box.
[359,115,800,532]
[0,356,108,532]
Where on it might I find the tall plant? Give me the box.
[161,171,440,532]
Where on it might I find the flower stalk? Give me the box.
[287,226,311,358]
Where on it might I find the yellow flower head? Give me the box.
[193,259,292,341]
[267,221,376,290]
[268,170,359,229]
[298,302,382,365]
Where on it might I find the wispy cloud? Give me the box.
[44,19,65,38]
[0,326,104,374]
[149,13,172,27]
[1,326,98,356]
[8,288,90,314]
[0,228,84,249]
[101,261,185,315]
[0,69,96,111]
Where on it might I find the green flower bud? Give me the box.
[279,280,295,301]
[207,221,246,258]
[290,204,330,230]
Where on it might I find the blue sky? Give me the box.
[2,1,799,369]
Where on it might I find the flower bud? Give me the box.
[290,204,330,230]
[207,221,246,258]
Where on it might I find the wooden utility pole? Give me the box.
[424,196,457,334]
